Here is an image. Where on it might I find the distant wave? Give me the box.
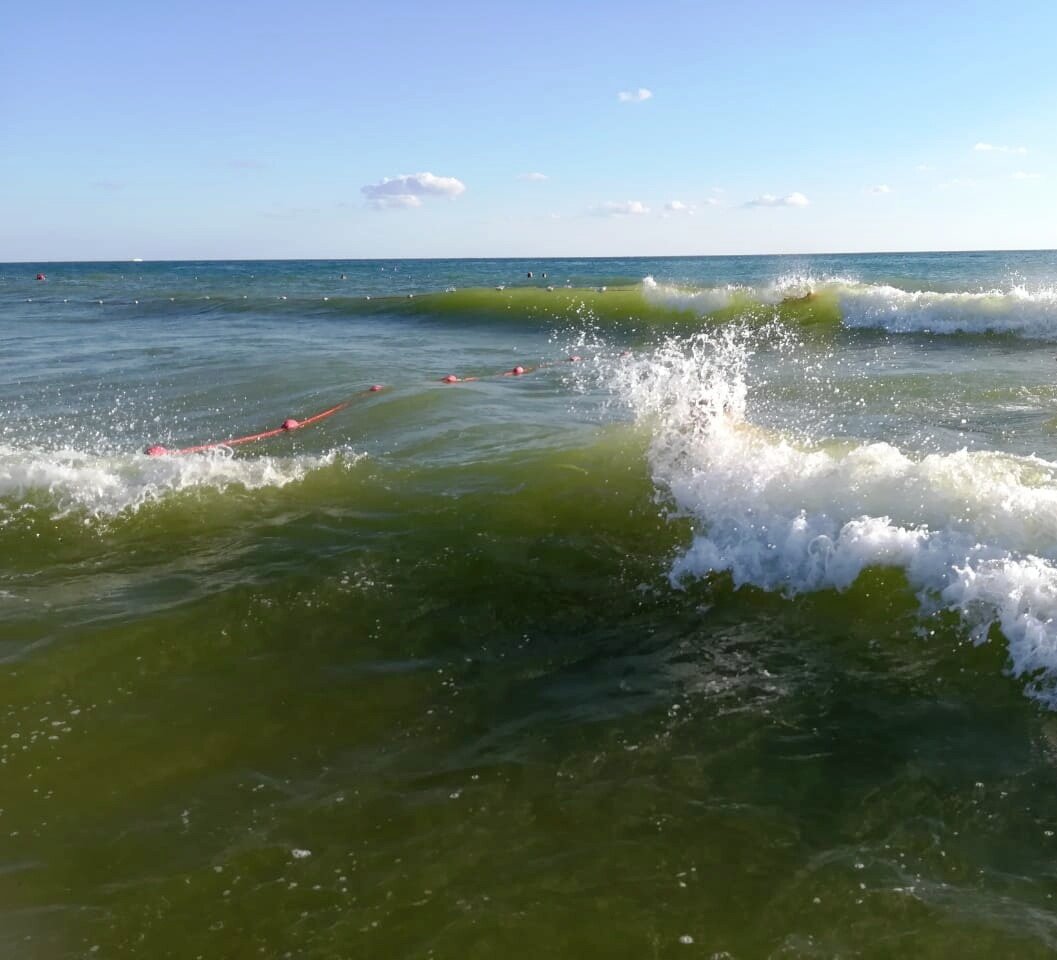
[15,277,1057,339]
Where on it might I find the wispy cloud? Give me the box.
[369,195,423,209]
[617,88,652,103]
[745,192,809,208]
[868,184,892,194]
[1011,170,1042,180]
[91,180,125,191]
[662,200,695,218]
[915,163,934,172]
[361,172,466,209]
[973,142,1028,155]
[592,200,650,216]
[518,172,548,181]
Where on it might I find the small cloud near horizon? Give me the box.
[592,200,650,216]
[1011,170,1042,180]
[663,200,695,217]
[869,184,892,194]
[973,142,1028,155]
[745,192,809,208]
[618,88,652,103]
[518,172,548,181]
[361,172,466,209]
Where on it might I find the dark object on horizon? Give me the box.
[527,271,533,278]
[36,273,46,281]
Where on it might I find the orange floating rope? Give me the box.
[145,354,586,456]
[145,387,383,457]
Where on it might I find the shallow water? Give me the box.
[4,253,1057,958]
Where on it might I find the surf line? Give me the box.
[144,355,584,457]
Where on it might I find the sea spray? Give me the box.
[0,443,365,519]
[607,325,1057,705]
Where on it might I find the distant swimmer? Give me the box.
[527,271,533,278]
[35,273,45,281]
[340,273,347,280]
[541,272,547,279]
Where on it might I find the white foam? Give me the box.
[0,444,362,519]
[613,330,1057,706]
[832,282,1057,338]
[640,276,737,314]
[641,274,1057,338]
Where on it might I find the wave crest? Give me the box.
[612,329,1057,706]
[0,444,363,519]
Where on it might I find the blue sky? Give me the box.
[3,0,1057,260]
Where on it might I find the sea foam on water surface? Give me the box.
[611,328,1057,706]
[640,274,1057,340]
[640,275,739,314]
[834,282,1057,338]
[0,444,362,518]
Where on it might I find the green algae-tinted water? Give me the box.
[5,254,1057,958]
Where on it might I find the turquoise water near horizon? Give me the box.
[5,252,1057,957]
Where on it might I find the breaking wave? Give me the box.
[611,327,1057,706]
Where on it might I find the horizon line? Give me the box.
[4,246,1057,265]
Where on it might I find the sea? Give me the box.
[4,252,1057,958]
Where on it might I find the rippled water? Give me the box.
[4,253,1057,958]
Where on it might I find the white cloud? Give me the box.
[618,88,653,103]
[369,194,423,209]
[745,192,809,208]
[869,184,892,194]
[518,172,548,181]
[593,200,650,216]
[1011,170,1042,180]
[916,164,934,172]
[662,200,696,218]
[702,197,720,206]
[361,172,466,209]
[973,142,1028,155]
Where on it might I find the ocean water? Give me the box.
[5,252,1057,957]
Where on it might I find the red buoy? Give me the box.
[282,418,300,430]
